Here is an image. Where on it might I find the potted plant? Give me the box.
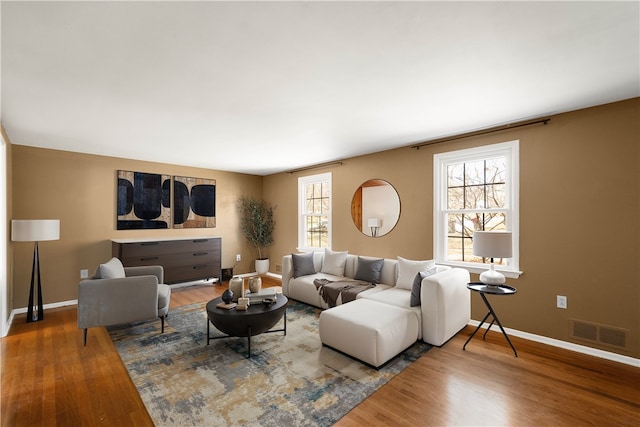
[238,195,276,275]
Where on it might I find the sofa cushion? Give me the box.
[354,257,384,283]
[356,290,424,340]
[292,252,316,278]
[321,248,348,276]
[96,257,126,279]
[410,268,438,306]
[395,256,436,290]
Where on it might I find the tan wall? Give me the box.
[264,98,640,358]
[10,147,264,307]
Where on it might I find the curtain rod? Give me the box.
[411,117,551,150]
[286,161,343,175]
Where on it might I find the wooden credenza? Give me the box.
[112,237,221,284]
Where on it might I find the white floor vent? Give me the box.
[570,319,629,350]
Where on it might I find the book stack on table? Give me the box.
[244,287,277,303]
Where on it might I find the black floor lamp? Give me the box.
[11,219,60,323]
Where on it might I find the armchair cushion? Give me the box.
[96,257,126,279]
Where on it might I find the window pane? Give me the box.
[485,158,506,184]
[446,213,474,262]
[321,198,329,214]
[464,160,485,186]
[305,215,328,248]
[479,211,507,231]
[447,187,464,210]
[486,183,505,208]
[465,185,485,209]
[448,164,464,187]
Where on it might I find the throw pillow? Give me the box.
[292,252,316,278]
[396,256,436,290]
[321,248,348,276]
[97,257,126,279]
[410,268,438,307]
[354,257,384,283]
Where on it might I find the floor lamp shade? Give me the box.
[473,231,512,285]
[12,219,60,242]
[11,219,60,322]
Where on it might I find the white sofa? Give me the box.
[282,251,471,366]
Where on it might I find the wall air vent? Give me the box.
[570,319,629,350]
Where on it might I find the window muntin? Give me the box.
[434,141,520,277]
[298,173,331,250]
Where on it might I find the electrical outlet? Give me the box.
[236,254,241,262]
[556,295,567,309]
[276,264,282,273]
[80,269,89,279]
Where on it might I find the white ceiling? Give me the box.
[2,1,638,176]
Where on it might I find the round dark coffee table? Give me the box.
[206,293,288,358]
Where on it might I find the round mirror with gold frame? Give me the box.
[351,179,401,237]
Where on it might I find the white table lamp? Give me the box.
[473,231,512,286]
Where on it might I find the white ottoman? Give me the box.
[319,299,419,368]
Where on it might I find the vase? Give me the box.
[228,276,244,302]
[221,288,233,304]
[255,258,269,275]
[249,276,262,293]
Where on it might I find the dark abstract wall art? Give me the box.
[117,170,171,230]
[173,176,216,228]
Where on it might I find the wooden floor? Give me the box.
[2,283,639,426]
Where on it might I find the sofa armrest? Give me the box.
[125,265,164,284]
[420,268,470,346]
[77,275,159,329]
[281,255,293,296]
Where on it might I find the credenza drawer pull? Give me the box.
[192,239,208,243]
[193,252,208,257]
[192,265,209,270]
[141,242,159,246]
[140,257,159,261]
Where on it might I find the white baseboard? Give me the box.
[468,320,640,368]
[12,299,78,315]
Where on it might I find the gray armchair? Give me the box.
[78,263,171,346]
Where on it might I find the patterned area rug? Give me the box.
[108,300,431,426]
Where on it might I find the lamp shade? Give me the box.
[367,218,381,228]
[11,219,60,242]
[473,231,512,258]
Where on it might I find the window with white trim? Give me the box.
[434,141,521,278]
[298,172,331,251]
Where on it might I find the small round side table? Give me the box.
[463,282,518,357]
